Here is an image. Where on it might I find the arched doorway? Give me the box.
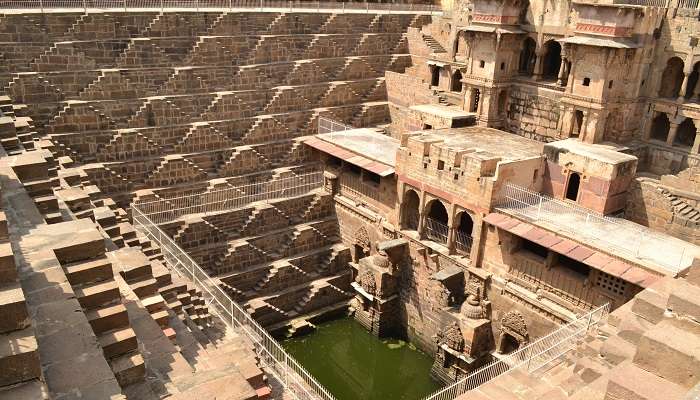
[452,70,463,92]
[455,212,474,254]
[402,189,420,230]
[497,311,529,355]
[650,113,671,142]
[659,57,685,98]
[542,40,562,80]
[676,118,697,147]
[685,62,700,101]
[518,37,537,76]
[565,172,581,201]
[424,199,449,244]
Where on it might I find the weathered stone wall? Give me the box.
[504,86,562,142]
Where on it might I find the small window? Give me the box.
[596,271,628,297]
[641,79,645,87]
[608,80,613,89]
[423,124,432,130]
[582,77,591,86]
[521,239,548,259]
[500,62,505,70]
[479,60,485,68]
[437,160,445,170]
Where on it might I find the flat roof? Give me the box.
[545,138,637,164]
[410,127,544,162]
[317,128,399,167]
[410,104,475,119]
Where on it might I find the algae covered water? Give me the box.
[282,317,442,400]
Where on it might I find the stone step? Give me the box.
[0,326,41,387]
[63,257,113,286]
[74,279,120,310]
[151,309,170,328]
[98,327,138,359]
[0,242,17,284]
[605,360,687,400]
[141,294,166,313]
[0,282,29,334]
[130,277,159,298]
[86,303,129,335]
[110,352,145,387]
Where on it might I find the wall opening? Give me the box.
[430,65,440,87]
[565,172,581,201]
[659,57,684,98]
[402,189,420,230]
[498,91,508,115]
[650,113,670,142]
[470,88,480,113]
[451,69,463,92]
[572,110,584,138]
[427,200,448,225]
[518,37,537,76]
[676,118,697,147]
[542,40,562,80]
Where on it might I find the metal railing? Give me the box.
[1,0,439,13]
[454,229,472,254]
[318,116,353,135]
[611,0,669,6]
[424,216,448,245]
[131,205,337,400]
[134,171,323,224]
[338,172,381,204]
[496,182,697,275]
[422,303,610,400]
[678,0,700,8]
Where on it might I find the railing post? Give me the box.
[260,0,263,10]
[40,0,44,13]
[536,196,542,220]
[123,0,127,12]
[83,0,87,12]
[160,0,163,12]
[196,0,199,11]
[366,0,369,13]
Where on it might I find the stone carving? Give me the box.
[439,322,464,352]
[500,310,529,343]
[355,226,372,254]
[358,270,377,295]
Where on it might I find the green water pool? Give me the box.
[282,317,442,400]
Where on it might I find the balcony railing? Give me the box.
[454,229,472,255]
[496,183,698,275]
[338,173,381,204]
[424,217,448,245]
[0,0,440,13]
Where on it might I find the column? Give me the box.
[556,57,568,86]
[692,120,700,153]
[446,226,456,255]
[533,49,545,80]
[692,80,700,102]
[417,211,426,239]
[666,122,680,146]
[678,72,691,102]
[464,86,475,113]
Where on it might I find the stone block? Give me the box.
[633,320,700,389]
[98,327,137,359]
[0,242,18,284]
[29,220,105,264]
[86,303,129,335]
[0,327,41,387]
[604,360,686,400]
[110,353,145,387]
[667,278,700,322]
[63,257,113,286]
[74,279,120,310]
[0,283,30,334]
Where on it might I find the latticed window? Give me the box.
[595,271,627,297]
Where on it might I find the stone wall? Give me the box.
[504,86,562,142]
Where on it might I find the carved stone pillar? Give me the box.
[679,72,691,102]
[417,211,426,240]
[533,49,545,81]
[556,47,568,86]
[464,86,475,113]
[446,226,456,255]
[667,122,680,146]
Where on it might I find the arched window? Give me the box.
[565,172,581,201]
[451,70,463,92]
[687,62,700,101]
[676,118,697,147]
[650,113,670,142]
[402,189,420,230]
[424,200,449,244]
[659,57,685,98]
[518,37,537,76]
[542,40,562,80]
[455,212,474,254]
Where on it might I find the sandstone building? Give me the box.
[0,0,699,399]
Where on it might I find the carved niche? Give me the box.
[500,310,529,345]
[355,226,372,254]
[358,270,377,295]
[439,322,465,353]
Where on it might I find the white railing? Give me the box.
[131,205,337,400]
[422,303,610,400]
[134,171,323,224]
[318,116,353,135]
[424,216,448,245]
[496,183,696,275]
[678,0,700,8]
[611,0,669,6]
[0,0,439,13]
[338,172,381,204]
